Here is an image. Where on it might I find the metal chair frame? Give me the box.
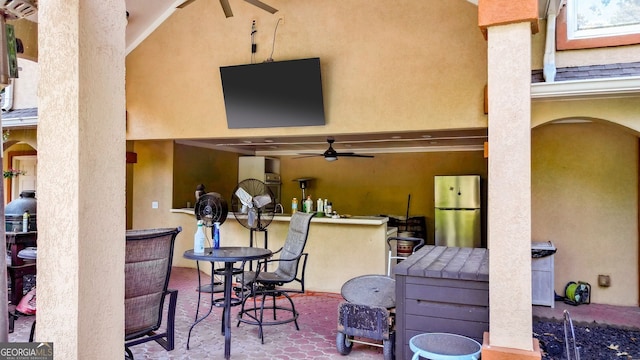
[237,212,314,343]
[124,227,181,359]
[386,236,425,276]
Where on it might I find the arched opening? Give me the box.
[532,118,639,306]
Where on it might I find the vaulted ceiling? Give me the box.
[126,0,551,55]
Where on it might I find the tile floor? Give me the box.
[8,266,640,359]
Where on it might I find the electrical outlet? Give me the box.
[598,274,611,287]
[279,15,284,25]
[152,201,159,209]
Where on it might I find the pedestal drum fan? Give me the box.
[194,192,229,292]
[195,192,229,234]
[231,178,275,253]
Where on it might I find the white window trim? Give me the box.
[567,0,640,40]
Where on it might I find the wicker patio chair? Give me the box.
[237,211,314,343]
[124,227,181,359]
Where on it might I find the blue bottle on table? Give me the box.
[213,222,221,249]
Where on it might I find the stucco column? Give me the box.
[37,1,126,358]
[478,0,541,358]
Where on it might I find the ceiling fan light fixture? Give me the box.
[325,156,338,162]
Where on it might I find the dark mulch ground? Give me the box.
[534,319,640,359]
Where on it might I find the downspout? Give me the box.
[1,78,13,112]
[543,0,563,82]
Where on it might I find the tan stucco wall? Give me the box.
[125,0,488,140]
[531,19,640,70]
[486,21,533,350]
[532,121,638,306]
[37,1,126,358]
[533,98,640,134]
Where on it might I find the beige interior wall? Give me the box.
[131,140,180,228]
[279,151,488,245]
[532,122,638,306]
[161,146,487,266]
[125,0,488,141]
[173,144,240,208]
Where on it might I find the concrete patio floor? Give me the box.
[8,266,640,359]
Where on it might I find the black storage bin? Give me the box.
[393,245,489,360]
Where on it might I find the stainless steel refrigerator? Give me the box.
[434,175,481,248]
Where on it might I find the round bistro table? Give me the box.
[184,246,272,359]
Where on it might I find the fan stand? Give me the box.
[193,192,229,294]
[197,224,225,294]
[248,227,268,271]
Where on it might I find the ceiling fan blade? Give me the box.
[294,154,325,159]
[244,0,278,14]
[337,153,375,158]
[177,0,197,9]
[220,0,233,17]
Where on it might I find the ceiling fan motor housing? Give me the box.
[1,0,37,19]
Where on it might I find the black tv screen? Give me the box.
[220,58,326,129]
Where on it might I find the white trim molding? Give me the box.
[531,76,640,100]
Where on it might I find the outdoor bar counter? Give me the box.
[170,209,396,293]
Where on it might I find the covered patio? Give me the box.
[9,266,640,359]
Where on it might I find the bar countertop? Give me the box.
[170,208,389,226]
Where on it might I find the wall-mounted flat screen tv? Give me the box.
[220,57,326,129]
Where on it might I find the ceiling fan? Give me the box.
[0,0,37,19]
[178,0,277,18]
[297,137,374,162]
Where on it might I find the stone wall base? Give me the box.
[481,332,542,360]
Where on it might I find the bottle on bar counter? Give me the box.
[292,197,298,213]
[304,196,313,213]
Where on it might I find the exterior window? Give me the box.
[558,0,640,49]
[568,0,640,39]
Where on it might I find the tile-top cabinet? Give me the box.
[393,246,489,360]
